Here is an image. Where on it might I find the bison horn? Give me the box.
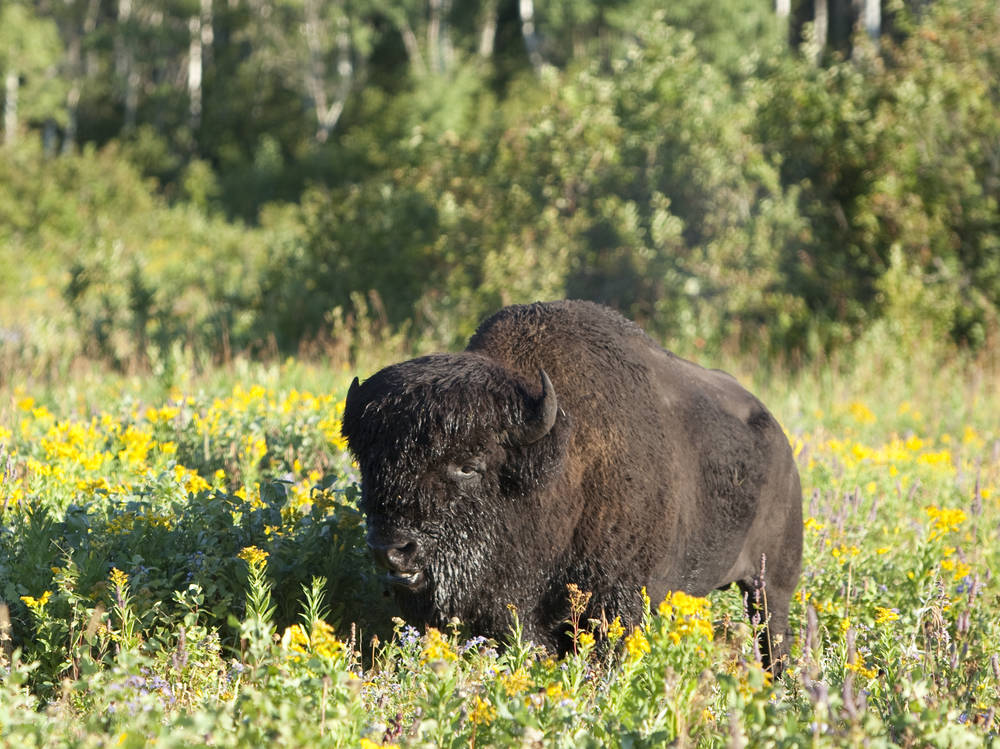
[512,369,558,445]
[347,376,360,407]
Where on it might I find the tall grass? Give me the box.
[1,335,998,746]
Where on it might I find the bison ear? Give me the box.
[511,369,558,445]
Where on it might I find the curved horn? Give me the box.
[513,369,558,445]
[346,376,361,409]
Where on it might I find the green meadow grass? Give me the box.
[0,354,998,747]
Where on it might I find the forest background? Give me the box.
[1,0,998,382]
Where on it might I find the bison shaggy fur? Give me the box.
[343,300,803,671]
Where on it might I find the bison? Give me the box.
[343,300,802,671]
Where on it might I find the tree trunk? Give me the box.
[65,30,82,153]
[861,0,880,43]
[303,0,352,142]
[4,71,18,146]
[117,0,138,131]
[478,0,499,57]
[61,0,100,153]
[428,0,442,73]
[189,0,214,134]
[519,0,544,71]
[188,14,203,131]
[64,85,80,153]
[200,0,214,69]
[813,0,828,61]
[84,0,100,75]
[398,19,426,75]
[428,0,452,73]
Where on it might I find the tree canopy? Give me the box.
[1,0,998,375]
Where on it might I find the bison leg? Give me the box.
[738,560,794,676]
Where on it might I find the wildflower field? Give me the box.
[1,355,998,747]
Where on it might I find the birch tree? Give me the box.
[55,0,101,152]
[188,0,214,131]
[380,0,455,76]
[0,3,64,147]
[243,0,376,143]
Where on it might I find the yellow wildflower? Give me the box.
[117,425,155,467]
[284,623,311,660]
[925,506,966,538]
[469,696,497,726]
[846,656,878,680]
[20,590,53,612]
[310,619,345,660]
[421,627,457,663]
[500,667,533,696]
[831,544,860,561]
[624,627,650,663]
[238,545,269,567]
[109,568,129,591]
[577,631,595,650]
[848,401,876,424]
[942,559,972,581]
[319,408,349,453]
[804,517,825,532]
[874,607,899,625]
[962,426,983,447]
[657,591,713,641]
[667,591,710,617]
[360,738,400,749]
[917,450,953,469]
[607,616,625,641]
[284,620,344,662]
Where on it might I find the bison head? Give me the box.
[341,354,566,637]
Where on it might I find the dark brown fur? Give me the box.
[343,300,803,672]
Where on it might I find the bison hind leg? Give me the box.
[737,575,793,677]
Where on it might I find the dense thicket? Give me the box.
[1,0,998,377]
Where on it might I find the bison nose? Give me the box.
[368,537,420,574]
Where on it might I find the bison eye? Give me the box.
[447,461,482,482]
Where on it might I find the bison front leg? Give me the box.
[738,554,795,676]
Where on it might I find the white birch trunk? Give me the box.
[399,20,426,75]
[117,0,138,131]
[862,0,880,43]
[189,14,203,130]
[813,0,828,62]
[64,85,80,153]
[303,0,353,142]
[478,0,499,58]
[519,0,543,71]
[4,71,17,147]
[427,0,452,73]
[200,0,214,68]
[428,0,442,74]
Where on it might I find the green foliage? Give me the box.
[1,0,999,369]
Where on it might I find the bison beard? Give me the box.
[342,300,803,674]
